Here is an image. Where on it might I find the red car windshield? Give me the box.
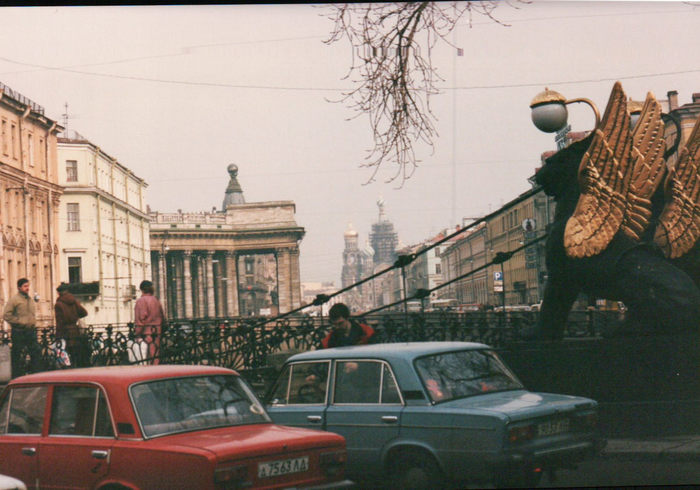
[131,374,271,438]
[415,349,524,403]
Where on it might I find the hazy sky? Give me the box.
[0,2,697,285]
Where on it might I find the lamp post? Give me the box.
[529,88,601,134]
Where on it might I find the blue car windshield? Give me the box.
[415,350,524,402]
[131,374,270,438]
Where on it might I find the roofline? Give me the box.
[57,138,148,185]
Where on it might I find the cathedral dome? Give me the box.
[344,223,358,238]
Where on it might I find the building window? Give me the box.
[11,123,17,159]
[27,133,34,166]
[66,160,78,182]
[68,257,82,284]
[435,263,441,275]
[1,119,6,155]
[67,203,80,231]
[39,137,45,173]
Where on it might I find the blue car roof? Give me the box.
[286,341,490,363]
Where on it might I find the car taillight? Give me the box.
[214,464,249,487]
[320,450,347,477]
[508,424,535,443]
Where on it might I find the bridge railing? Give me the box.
[1,309,623,384]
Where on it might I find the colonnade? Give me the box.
[149,247,301,320]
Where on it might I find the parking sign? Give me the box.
[493,271,503,292]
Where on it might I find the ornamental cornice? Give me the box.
[149,227,305,239]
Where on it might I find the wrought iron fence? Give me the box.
[1,309,623,384]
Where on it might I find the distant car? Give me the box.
[266,342,604,488]
[0,365,351,489]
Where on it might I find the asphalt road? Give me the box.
[539,457,700,488]
[353,458,700,488]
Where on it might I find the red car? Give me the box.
[0,365,351,489]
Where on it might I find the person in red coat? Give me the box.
[321,303,375,349]
[134,280,166,364]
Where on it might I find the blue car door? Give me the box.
[324,360,403,480]
[266,360,330,431]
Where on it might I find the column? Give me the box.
[176,254,185,318]
[158,252,168,315]
[225,251,238,317]
[197,255,206,318]
[215,254,225,317]
[276,248,290,314]
[206,251,216,318]
[289,246,301,310]
[152,251,161,298]
[183,250,193,318]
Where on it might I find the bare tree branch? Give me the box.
[323,2,525,186]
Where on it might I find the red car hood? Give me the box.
[156,423,343,460]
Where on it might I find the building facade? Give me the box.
[0,82,62,326]
[440,223,490,306]
[57,130,151,326]
[440,174,555,309]
[149,165,305,319]
[340,223,375,312]
[664,91,700,169]
[369,198,398,266]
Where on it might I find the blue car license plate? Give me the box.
[537,418,570,436]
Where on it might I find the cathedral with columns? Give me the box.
[148,165,305,319]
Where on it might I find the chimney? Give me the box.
[667,90,679,111]
[693,93,700,105]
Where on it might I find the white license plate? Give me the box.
[538,418,570,436]
[258,456,309,479]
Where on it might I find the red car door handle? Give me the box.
[21,447,36,456]
[92,450,109,460]
[381,416,398,423]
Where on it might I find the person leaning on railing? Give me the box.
[3,278,42,376]
[134,280,166,365]
[55,283,89,367]
[320,303,375,349]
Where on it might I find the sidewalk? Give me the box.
[602,435,700,462]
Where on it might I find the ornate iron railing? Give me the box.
[1,309,623,384]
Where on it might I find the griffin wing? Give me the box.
[620,92,667,241]
[654,116,700,258]
[564,81,632,258]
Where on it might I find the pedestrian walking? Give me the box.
[3,278,42,376]
[134,280,165,364]
[320,303,375,349]
[54,283,88,367]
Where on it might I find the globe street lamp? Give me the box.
[530,88,601,133]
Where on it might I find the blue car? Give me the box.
[265,342,604,488]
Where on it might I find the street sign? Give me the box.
[493,271,503,292]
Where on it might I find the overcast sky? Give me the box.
[0,2,697,285]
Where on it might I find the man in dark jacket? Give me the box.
[55,283,88,367]
[321,303,375,349]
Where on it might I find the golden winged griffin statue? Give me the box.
[526,81,700,340]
